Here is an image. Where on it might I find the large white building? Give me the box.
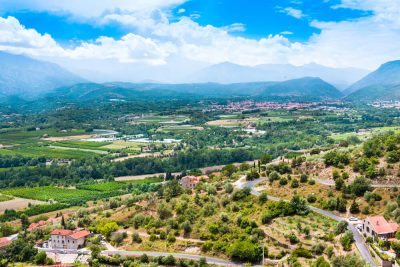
[50,229,91,250]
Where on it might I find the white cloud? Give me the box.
[1,0,400,79]
[0,16,170,65]
[221,23,246,33]
[67,34,172,65]
[280,7,305,19]
[0,16,63,56]
[0,0,187,19]
[177,8,186,14]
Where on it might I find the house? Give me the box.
[50,229,91,250]
[0,237,12,248]
[362,216,399,241]
[180,175,209,189]
[28,214,69,232]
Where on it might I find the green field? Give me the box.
[77,177,164,192]
[0,186,100,202]
[0,128,85,145]
[0,145,98,159]
[0,194,13,202]
[50,140,112,151]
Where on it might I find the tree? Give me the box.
[20,214,29,230]
[335,177,345,191]
[227,240,262,263]
[335,221,348,235]
[350,201,360,214]
[290,195,309,215]
[291,179,299,188]
[300,174,308,183]
[268,171,280,182]
[258,192,268,204]
[391,241,400,258]
[261,154,273,164]
[331,255,367,267]
[340,231,354,251]
[350,177,371,197]
[312,256,330,267]
[95,221,119,239]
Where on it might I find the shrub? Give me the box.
[291,179,299,188]
[307,194,317,203]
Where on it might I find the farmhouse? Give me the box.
[362,216,398,241]
[50,229,91,250]
[180,175,209,189]
[0,237,12,249]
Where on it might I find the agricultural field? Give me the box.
[0,186,102,203]
[133,115,189,124]
[77,178,164,191]
[0,144,99,159]
[0,197,45,213]
[0,128,86,145]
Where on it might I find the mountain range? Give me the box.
[43,77,341,102]
[189,62,368,89]
[1,51,400,103]
[0,52,85,97]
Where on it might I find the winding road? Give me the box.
[235,176,377,267]
[102,250,260,267]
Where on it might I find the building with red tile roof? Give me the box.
[0,237,12,248]
[50,229,91,250]
[362,216,399,241]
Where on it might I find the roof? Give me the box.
[69,230,91,240]
[0,237,11,248]
[366,216,399,235]
[51,229,73,236]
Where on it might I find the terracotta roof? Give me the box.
[51,229,73,236]
[69,230,91,240]
[0,237,11,248]
[367,216,399,235]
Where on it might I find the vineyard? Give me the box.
[77,177,164,191]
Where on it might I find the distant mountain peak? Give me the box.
[0,51,86,97]
[344,59,400,96]
[188,62,368,89]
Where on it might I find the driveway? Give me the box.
[236,176,378,267]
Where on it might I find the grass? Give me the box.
[1,186,100,202]
[0,194,13,202]
[0,128,85,145]
[0,145,98,159]
[50,140,112,151]
[77,177,164,192]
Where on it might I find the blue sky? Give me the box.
[2,0,371,44]
[0,0,399,82]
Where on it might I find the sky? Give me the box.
[0,0,399,82]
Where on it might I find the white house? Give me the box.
[50,229,91,250]
[362,216,398,241]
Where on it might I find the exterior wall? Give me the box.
[50,235,84,249]
[180,177,198,189]
[362,220,393,241]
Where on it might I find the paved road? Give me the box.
[115,160,257,181]
[102,250,261,267]
[316,178,399,188]
[236,176,377,267]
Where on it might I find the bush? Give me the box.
[279,177,288,186]
[258,192,268,204]
[291,179,299,188]
[307,194,317,203]
[335,221,349,235]
[288,233,300,244]
[340,231,354,251]
[300,174,308,183]
[132,232,142,243]
[227,240,262,263]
